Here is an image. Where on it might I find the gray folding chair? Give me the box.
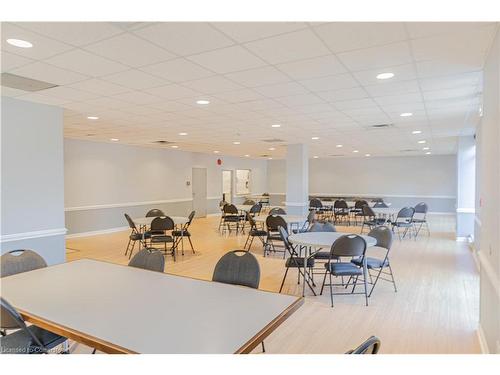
[172,211,196,255]
[128,248,165,273]
[1,249,47,278]
[390,207,416,240]
[413,202,430,237]
[124,213,151,259]
[150,216,176,261]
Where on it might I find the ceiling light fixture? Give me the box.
[271,124,281,128]
[376,72,394,80]
[425,152,432,155]
[268,147,275,151]
[336,144,343,148]
[6,38,33,48]
[311,136,319,140]
[245,154,250,157]
[412,130,422,134]
[268,157,273,160]
[196,99,210,105]
[313,156,319,159]
[171,145,179,149]
[87,116,99,120]
[178,132,188,136]
[233,141,240,145]
[422,147,430,150]
[110,138,119,142]
[353,150,359,153]
[400,112,413,117]
[418,140,426,144]
[365,153,371,157]
[213,150,220,154]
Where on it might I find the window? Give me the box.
[235,169,251,195]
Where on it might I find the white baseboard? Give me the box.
[1,228,67,243]
[66,226,128,239]
[477,324,489,353]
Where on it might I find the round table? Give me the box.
[372,207,399,216]
[254,214,306,225]
[134,216,188,226]
[234,204,253,212]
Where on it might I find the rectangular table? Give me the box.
[1,259,303,354]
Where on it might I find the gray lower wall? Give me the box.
[269,193,455,213]
[1,234,66,265]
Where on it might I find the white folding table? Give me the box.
[1,259,303,354]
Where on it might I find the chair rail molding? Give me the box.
[268,192,456,199]
[65,198,193,212]
[1,228,68,243]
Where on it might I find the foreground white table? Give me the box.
[1,259,303,354]
[134,216,188,226]
[288,232,376,296]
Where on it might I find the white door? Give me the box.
[192,168,207,217]
[222,170,232,203]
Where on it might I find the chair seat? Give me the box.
[151,235,173,243]
[0,326,67,354]
[412,218,426,223]
[363,218,386,226]
[250,229,267,236]
[325,262,363,276]
[223,216,241,222]
[172,230,191,237]
[351,257,389,269]
[286,257,315,268]
[313,251,339,260]
[391,221,412,227]
[130,232,151,241]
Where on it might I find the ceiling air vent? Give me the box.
[1,73,58,92]
[370,123,393,129]
[329,154,344,157]
[400,149,418,153]
[261,138,285,143]
[260,154,270,158]
[153,140,173,145]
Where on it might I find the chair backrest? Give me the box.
[306,209,316,223]
[269,207,286,215]
[414,202,428,214]
[187,210,196,225]
[1,249,47,278]
[347,336,381,354]
[334,200,348,209]
[223,204,239,215]
[124,213,139,231]
[396,207,415,222]
[150,216,175,231]
[212,250,260,289]
[367,226,393,251]
[219,200,227,209]
[249,203,262,215]
[309,198,323,209]
[309,222,336,232]
[373,201,388,208]
[266,215,288,232]
[355,200,368,209]
[330,235,367,258]
[362,205,376,217]
[246,212,259,230]
[128,248,165,272]
[278,226,295,255]
[145,209,165,218]
[243,199,255,205]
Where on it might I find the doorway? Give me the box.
[192,167,207,217]
[222,170,233,204]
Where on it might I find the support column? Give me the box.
[456,135,476,241]
[285,144,309,216]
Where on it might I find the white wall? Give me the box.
[64,139,267,234]
[477,27,500,354]
[456,136,476,239]
[267,155,457,212]
[1,97,65,265]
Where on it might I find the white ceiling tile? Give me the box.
[133,23,234,55]
[213,89,263,103]
[211,22,307,43]
[10,61,89,85]
[102,69,168,90]
[2,23,74,59]
[187,45,266,74]
[253,81,309,98]
[84,33,175,67]
[143,84,201,100]
[338,42,413,71]
[68,78,130,96]
[111,91,164,105]
[181,76,243,94]
[140,58,214,82]
[276,55,347,80]
[1,86,27,97]
[406,22,495,39]
[17,92,74,105]
[419,72,481,91]
[313,22,408,52]
[364,80,421,97]
[299,73,359,92]
[333,98,378,110]
[244,29,330,64]
[422,87,479,101]
[36,86,98,102]
[44,49,129,77]
[16,22,123,47]
[274,93,324,107]
[316,87,368,102]
[1,51,34,71]
[225,66,290,87]
[373,92,423,106]
[416,60,482,78]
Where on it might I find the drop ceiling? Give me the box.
[1,22,497,158]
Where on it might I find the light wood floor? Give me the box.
[66,215,480,354]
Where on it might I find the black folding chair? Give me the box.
[264,215,288,258]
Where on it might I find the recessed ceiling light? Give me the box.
[412,130,422,134]
[353,150,359,153]
[233,141,240,145]
[213,150,220,154]
[171,145,179,149]
[268,147,275,151]
[418,140,426,144]
[311,136,319,140]
[268,157,273,160]
[400,112,413,117]
[425,152,432,155]
[245,154,250,157]
[313,156,319,159]
[110,138,119,142]
[422,147,430,150]
[365,153,371,157]
[336,144,343,148]
[376,72,394,80]
[196,99,210,105]
[6,38,33,48]
[271,124,281,128]
[87,116,99,120]
[178,132,188,136]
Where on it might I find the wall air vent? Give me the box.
[1,73,58,92]
[261,138,285,143]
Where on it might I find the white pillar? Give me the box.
[285,144,309,216]
[456,135,476,240]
